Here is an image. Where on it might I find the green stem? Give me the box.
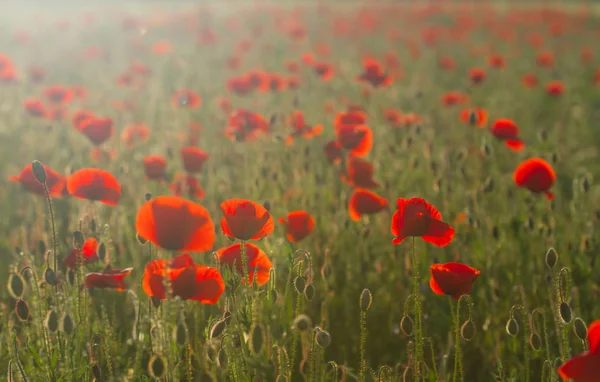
[451,299,463,382]
[411,237,423,381]
[360,310,367,382]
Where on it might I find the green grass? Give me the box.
[2,1,600,381]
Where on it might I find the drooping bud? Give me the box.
[506,318,519,337]
[559,302,573,324]
[529,332,542,351]
[360,288,372,312]
[293,314,312,332]
[148,354,167,380]
[73,231,84,249]
[61,313,75,335]
[315,327,331,348]
[174,322,188,345]
[136,233,147,245]
[573,317,588,341]
[545,248,558,269]
[15,299,30,321]
[45,310,59,333]
[304,284,315,301]
[400,315,414,337]
[210,319,226,339]
[8,273,25,298]
[250,324,265,354]
[293,276,306,294]
[460,320,476,341]
[91,363,102,380]
[44,268,57,286]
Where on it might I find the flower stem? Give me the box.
[411,237,423,381]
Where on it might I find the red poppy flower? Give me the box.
[24,99,46,118]
[313,62,334,81]
[71,85,88,100]
[43,85,73,105]
[469,67,486,84]
[152,40,173,55]
[488,53,507,68]
[77,117,114,146]
[227,76,253,96]
[136,196,215,251]
[0,66,17,83]
[143,155,167,181]
[348,189,389,221]
[216,243,272,285]
[262,73,287,92]
[142,253,224,303]
[286,110,323,145]
[356,58,393,87]
[513,158,556,200]
[439,55,456,70]
[121,123,150,148]
[343,156,379,189]
[63,238,99,269]
[391,198,454,246]
[170,173,205,199]
[336,124,373,157]
[384,109,402,127]
[9,164,66,197]
[72,110,95,129]
[129,61,152,76]
[459,107,488,128]
[489,118,524,151]
[403,113,422,127]
[558,320,600,381]
[324,140,343,164]
[181,147,208,173]
[172,90,201,108]
[334,110,367,130]
[279,211,315,242]
[522,73,538,88]
[220,199,274,241]
[536,51,554,67]
[441,91,469,106]
[246,70,267,90]
[225,109,270,141]
[85,268,133,291]
[429,262,480,299]
[545,80,565,96]
[67,168,121,206]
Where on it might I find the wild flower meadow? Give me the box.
[2,1,600,381]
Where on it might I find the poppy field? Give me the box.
[3,1,600,381]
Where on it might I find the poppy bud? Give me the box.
[166,148,173,159]
[414,125,421,135]
[151,296,161,309]
[482,177,494,193]
[405,136,412,148]
[293,314,312,332]
[67,269,75,286]
[276,375,288,382]
[72,231,84,249]
[174,323,188,345]
[559,302,572,324]
[581,237,591,252]
[294,276,306,294]
[232,333,241,348]
[468,110,477,125]
[400,315,414,336]
[136,233,147,245]
[545,248,558,269]
[145,192,152,201]
[61,313,75,335]
[551,152,559,164]
[148,354,167,380]
[553,357,562,371]
[92,333,104,346]
[491,226,499,240]
[44,268,57,286]
[581,177,591,193]
[16,299,29,321]
[8,273,25,298]
[506,318,519,337]
[45,310,59,333]
[31,160,47,184]
[360,288,372,311]
[250,324,265,354]
[269,114,277,126]
[573,317,588,340]
[217,347,228,369]
[222,311,232,326]
[537,129,548,142]
[304,284,315,301]
[210,319,226,338]
[529,332,542,351]
[263,201,271,211]
[461,320,476,341]
[481,142,491,157]
[206,345,218,363]
[91,363,102,380]
[315,327,331,348]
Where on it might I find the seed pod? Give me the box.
[559,302,572,324]
[31,160,47,184]
[61,313,75,335]
[293,314,312,332]
[574,317,588,340]
[304,284,315,301]
[174,322,187,345]
[8,273,25,298]
[15,299,29,321]
[217,348,228,369]
[250,324,265,354]
[400,315,414,336]
[136,233,147,245]
[545,248,558,269]
[506,318,519,337]
[91,363,102,380]
[360,289,372,311]
[45,310,59,333]
[315,327,331,348]
[210,319,226,338]
[98,243,106,261]
[529,332,542,351]
[293,276,306,294]
[44,268,57,286]
[148,354,167,380]
[460,320,476,341]
[73,231,84,249]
